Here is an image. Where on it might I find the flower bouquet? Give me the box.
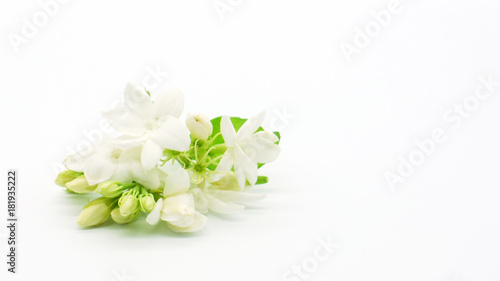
[55,83,281,233]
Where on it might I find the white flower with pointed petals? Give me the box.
[199,172,265,214]
[161,193,207,232]
[66,142,166,189]
[205,189,265,214]
[215,111,281,189]
[145,168,207,232]
[102,83,191,170]
[65,140,135,186]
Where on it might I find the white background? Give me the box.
[1,0,500,280]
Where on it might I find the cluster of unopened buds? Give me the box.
[55,83,281,233]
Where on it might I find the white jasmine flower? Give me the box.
[161,193,207,232]
[203,173,265,214]
[65,140,136,186]
[145,168,207,232]
[215,111,281,189]
[192,172,265,215]
[102,83,191,170]
[65,142,166,189]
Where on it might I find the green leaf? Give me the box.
[255,176,269,185]
[273,131,281,144]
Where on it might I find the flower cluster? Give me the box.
[55,83,281,233]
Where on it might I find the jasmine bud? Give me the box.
[111,207,141,224]
[66,175,97,193]
[55,170,83,187]
[96,181,125,198]
[186,113,213,140]
[77,197,116,227]
[140,193,156,212]
[118,190,139,217]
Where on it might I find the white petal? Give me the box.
[210,190,265,205]
[148,168,168,191]
[163,215,194,228]
[141,139,163,170]
[253,144,280,163]
[162,193,194,213]
[124,83,154,118]
[102,106,147,136]
[83,156,115,185]
[167,212,207,233]
[161,193,196,227]
[254,130,279,143]
[146,198,163,225]
[234,145,258,186]
[207,195,245,214]
[213,151,234,182]
[130,161,161,190]
[236,111,266,144]
[119,145,143,161]
[191,188,209,214]
[107,135,145,149]
[220,116,236,147]
[65,154,86,172]
[234,164,247,190]
[151,117,191,152]
[110,160,134,183]
[65,142,98,171]
[245,131,281,163]
[159,212,183,223]
[215,152,234,172]
[163,168,190,197]
[209,171,240,191]
[153,86,184,119]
